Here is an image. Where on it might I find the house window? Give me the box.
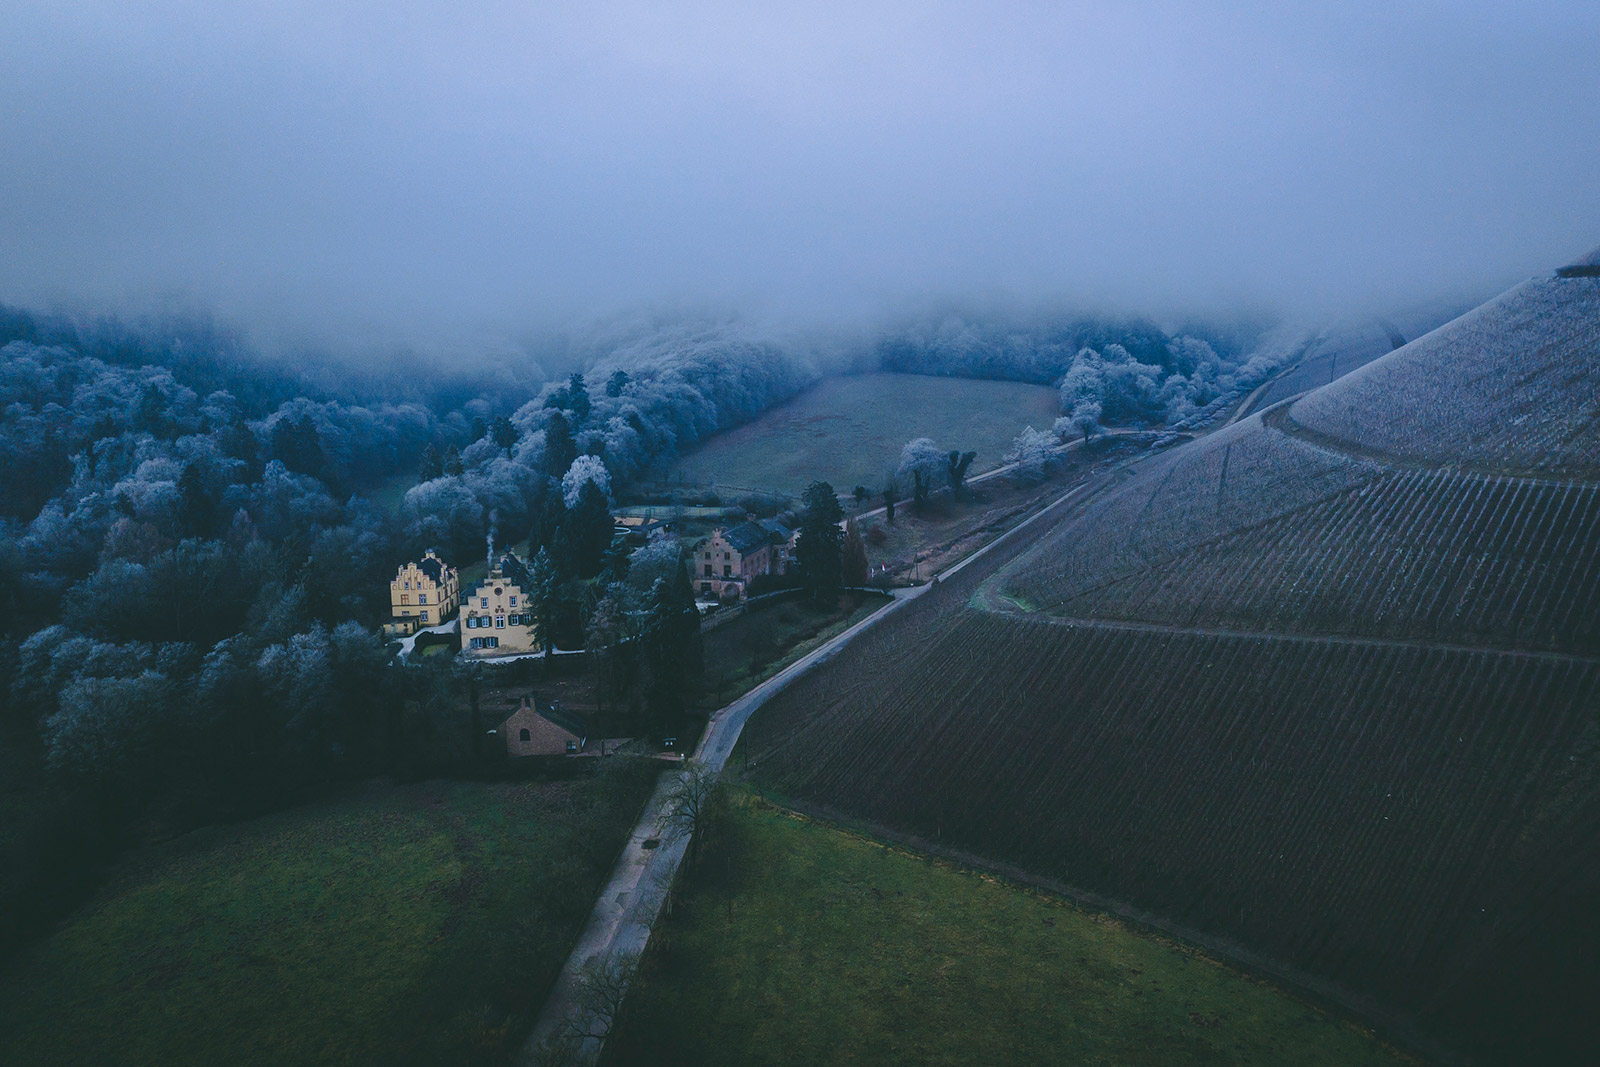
[509,595,517,606]
[723,565,732,577]
[400,594,410,605]
[520,728,531,742]
[701,582,711,594]
[418,593,427,604]
[488,636,499,648]
[704,552,711,560]
[704,564,712,576]
[723,552,730,560]
[481,597,489,608]
[565,739,578,753]
[495,616,505,628]
[420,610,428,622]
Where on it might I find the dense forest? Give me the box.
[0,300,1297,960]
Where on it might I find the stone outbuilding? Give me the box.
[496,692,589,757]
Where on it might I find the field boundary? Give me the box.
[975,602,1600,666]
[1266,401,1600,487]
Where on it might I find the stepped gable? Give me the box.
[1287,254,1600,476]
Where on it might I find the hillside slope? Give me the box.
[745,253,1600,1063]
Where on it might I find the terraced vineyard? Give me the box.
[1004,453,1600,653]
[744,258,1600,1062]
[1292,272,1600,477]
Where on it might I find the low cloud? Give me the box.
[1,1,1595,352]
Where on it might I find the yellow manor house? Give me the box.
[461,551,540,656]
[384,548,459,637]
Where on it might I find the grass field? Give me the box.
[665,373,1061,496]
[699,591,890,709]
[605,796,1407,1067]
[0,766,659,1067]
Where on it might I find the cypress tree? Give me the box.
[417,444,443,482]
[644,560,702,741]
[796,480,844,601]
[544,412,577,479]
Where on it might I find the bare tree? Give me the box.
[533,951,642,1066]
[659,760,721,860]
[531,1027,583,1067]
[571,952,639,1043]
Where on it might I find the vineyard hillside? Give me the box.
[744,253,1600,1064]
[1290,261,1600,477]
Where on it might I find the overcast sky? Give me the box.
[2,1,1597,351]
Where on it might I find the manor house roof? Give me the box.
[464,551,532,599]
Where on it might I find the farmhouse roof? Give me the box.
[720,521,776,555]
[758,519,794,541]
[496,692,589,755]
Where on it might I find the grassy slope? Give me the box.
[606,797,1407,1067]
[0,765,658,1067]
[666,373,1060,496]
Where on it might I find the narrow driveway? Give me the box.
[393,618,457,659]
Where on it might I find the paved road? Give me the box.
[518,469,1108,1065]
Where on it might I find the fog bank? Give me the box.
[2,1,1596,352]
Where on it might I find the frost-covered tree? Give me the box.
[562,454,612,508]
[1005,426,1054,484]
[44,670,174,787]
[626,531,683,599]
[1067,398,1102,443]
[896,438,945,507]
